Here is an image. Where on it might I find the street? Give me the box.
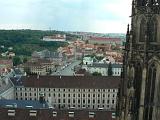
[51,60,81,76]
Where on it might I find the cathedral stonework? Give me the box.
[117,0,160,120]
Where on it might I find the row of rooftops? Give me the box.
[86,63,122,68]
[11,76,121,89]
[0,108,116,120]
[89,36,121,42]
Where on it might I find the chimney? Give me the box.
[8,110,15,116]
[68,112,74,118]
[89,112,95,118]
[53,111,57,117]
[29,110,37,117]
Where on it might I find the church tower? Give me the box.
[117,0,160,120]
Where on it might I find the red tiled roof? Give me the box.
[12,76,121,89]
[0,60,13,65]
[89,37,121,42]
[0,108,116,120]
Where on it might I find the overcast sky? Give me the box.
[0,0,132,33]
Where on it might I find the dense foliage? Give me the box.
[0,30,70,56]
[92,72,102,76]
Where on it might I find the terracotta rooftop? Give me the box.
[0,59,13,65]
[89,37,121,42]
[11,76,121,89]
[0,108,116,120]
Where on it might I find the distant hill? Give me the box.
[0,30,79,56]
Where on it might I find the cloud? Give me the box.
[0,0,132,33]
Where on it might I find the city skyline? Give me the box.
[0,0,132,33]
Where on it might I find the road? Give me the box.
[51,60,81,76]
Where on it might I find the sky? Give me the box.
[0,0,132,33]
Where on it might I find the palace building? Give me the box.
[11,76,120,110]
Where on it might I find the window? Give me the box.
[58,99,61,103]
[139,18,146,42]
[107,100,110,104]
[73,94,75,97]
[78,99,80,103]
[108,94,110,97]
[83,99,85,103]
[149,19,157,42]
[88,99,90,103]
[93,94,95,97]
[88,94,90,97]
[98,100,100,103]
[83,94,85,97]
[68,94,70,97]
[63,99,65,103]
[93,100,95,103]
[112,100,115,104]
[49,93,51,97]
[68,99,70,103]
[73,99,75,103]
[63,94,65,97]
[25,93,27,96]
[30,93,32,96]
[58,94,60,97]
[144,64,157,120]
[103,100,105,103]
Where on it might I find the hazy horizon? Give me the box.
[0,0,132,33]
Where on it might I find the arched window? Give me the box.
[139,19,147,42]
[149,19,157,42]
[133,63,142,119]
[144,64,157,120]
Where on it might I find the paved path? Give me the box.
[52,60,81,76]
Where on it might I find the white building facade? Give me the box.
[82,63,122,76]
[13,76,120,110]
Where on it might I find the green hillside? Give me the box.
[0,30,71,56]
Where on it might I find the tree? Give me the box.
[108,62,113,76]
[92,72,102,76]
[13,56,22,66]
[23,57,28,63]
